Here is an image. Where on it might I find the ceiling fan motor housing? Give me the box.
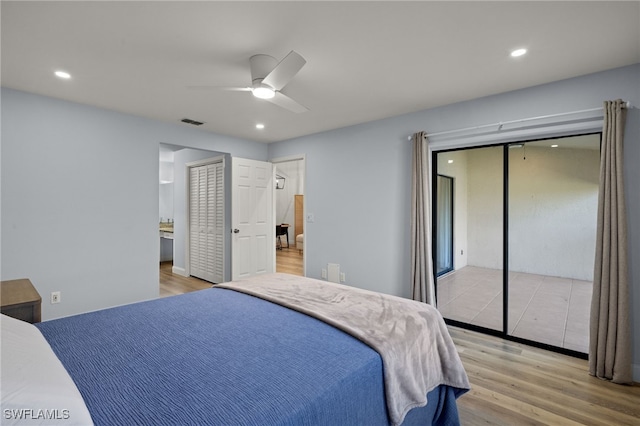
[250,54,278,86]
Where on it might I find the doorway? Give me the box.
[433,134,599,356]
[159,146,300,284]
[158,144,230,288]
[272,156,305,276]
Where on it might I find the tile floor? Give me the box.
[436,266,592,353]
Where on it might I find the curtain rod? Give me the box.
[407,101,630,140]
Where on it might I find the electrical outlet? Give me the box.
[321,268,327,279]
[51,291,61,304]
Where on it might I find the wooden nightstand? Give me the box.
[1,279,42,323]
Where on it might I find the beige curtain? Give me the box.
[589,99,632,384]
[410,131,436,305]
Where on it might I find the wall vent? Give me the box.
[181,118,204,126]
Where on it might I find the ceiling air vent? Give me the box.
[181,118,204,126]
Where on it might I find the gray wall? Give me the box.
[159,181,174,222]
[466,147,504,270]
[1,88,266,319]
[507,145,600,280]
[268,64,640,379]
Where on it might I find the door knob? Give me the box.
[233,229,240,234]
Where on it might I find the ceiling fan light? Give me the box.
[252,86,275,99]
[55,70,71,79]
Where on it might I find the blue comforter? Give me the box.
[37,288,462,425]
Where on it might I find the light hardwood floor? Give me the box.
[160,245,303,298]
[452,326,640,425]
[276,246,304,276]
[159,265,639,425]
[159,262,211,297]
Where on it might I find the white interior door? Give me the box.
[231,157,274,280]
[189,161,224,283]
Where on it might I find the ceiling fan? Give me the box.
[193,50,308,113]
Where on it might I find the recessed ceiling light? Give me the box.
[448,160,454,164]
[54,70,71,79]
[256,123,265,129]
[551,144,559,148]
[510,48,527,58]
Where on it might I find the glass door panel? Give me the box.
[507,136,598,353]
[435,146,503,332]
[436,175,454,276]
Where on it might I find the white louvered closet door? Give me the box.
[190,162,224,283]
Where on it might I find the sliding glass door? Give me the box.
[433,134,599,355]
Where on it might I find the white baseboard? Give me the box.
[172,266,187,277]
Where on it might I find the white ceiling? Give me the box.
[533,134,601,150]
[2,1,639,143]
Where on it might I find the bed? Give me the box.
[2,273,469,425]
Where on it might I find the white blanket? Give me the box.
[217,273,469,425]
[0,314,94,426]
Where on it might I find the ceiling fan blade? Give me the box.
[266,91,309,113]
[262,50,306,91]
[187,86,251,92]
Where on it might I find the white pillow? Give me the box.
[1,314,94,425]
